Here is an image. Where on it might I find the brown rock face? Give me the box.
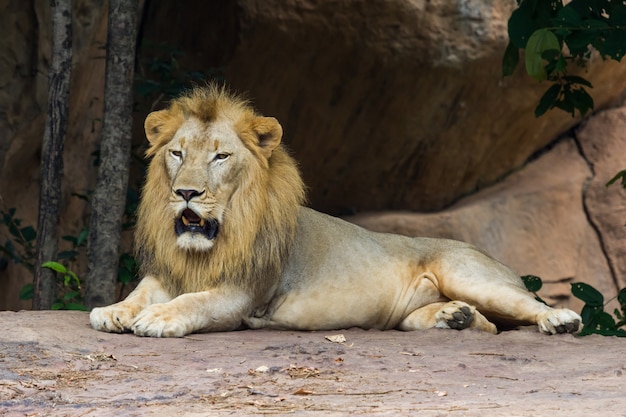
[224,0,626,213]
[577,108,626,291]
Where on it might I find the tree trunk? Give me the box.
[85,0,138,308]
[33,0,73,310]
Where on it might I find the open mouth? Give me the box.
[174,208,219,240]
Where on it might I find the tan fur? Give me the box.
[90,85,582,338]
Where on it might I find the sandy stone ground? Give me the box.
[0,310,625,416]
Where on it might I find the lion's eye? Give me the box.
[171,150,183,158]
[214,153,230,161]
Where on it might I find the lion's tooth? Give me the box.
[182,216,189,226]
[200,218,205,227]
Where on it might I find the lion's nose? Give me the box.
[176,189,204,201]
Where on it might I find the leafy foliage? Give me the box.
[0,201,88,310]
[41,261,88,311]
[523,275,626,337]
[504,0,626,117]
[572,283,626,337]
[0,205,37,272]
[1,191,140,308]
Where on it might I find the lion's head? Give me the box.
[136,85,305,296]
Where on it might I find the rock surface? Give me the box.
[1,310,625,416]
[223,0,626,212]
[577,108,626,291]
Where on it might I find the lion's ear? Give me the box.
[144,109,183,157]
[251,117,283,158]
[144,110,171,145]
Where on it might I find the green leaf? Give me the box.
[565,32,594,57]
[20,226,36,242]
[121,254,137,271]
[51,302,64,310]
[595,311,617,329]
[57,250,79,260]
[541,49,560,62]
[608,3,626,27]
[606,170,626,188]
[563,75,593,88]
[569,87,594,117]
[521,275,543,292]
[535,83,562,117]
[70,191,91,201]
[571,282,604,307]
[580,304,602,326]
[8,223,21,240]
[64,270,81,287]
[599,31,626,61]
[554,5,582,27]
[525,29,561,81]
[63,290,81,301]
[71,272,81,287]
[502,41,520,77]
[118,268,132,284]
[42,261,67,274]
[582,19,609,30]
[508,6,536,48]
[580,325,626,337]
[532,0,560,28]
[618,287,626,307]
[568,0,593,19]
[76,228,89,247]
[3,240,17,260]
[553,91,576,117]
[62,235,77,245]
[19,283,34,300]
[617,287,626,319]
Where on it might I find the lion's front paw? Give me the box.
[131,303,189,338]
[90,304,137,333]
[537,309,582,335]
[435,301,475,330]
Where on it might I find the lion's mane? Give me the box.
[135,85,306,298]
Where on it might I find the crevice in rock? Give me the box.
[572,128,620,291]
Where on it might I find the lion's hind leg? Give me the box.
[536,309,581,334]
[399,301,497,334]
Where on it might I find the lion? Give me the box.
[90,85,582,338]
